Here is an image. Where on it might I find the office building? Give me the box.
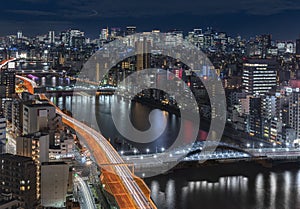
[0,154,37,208]
[242,59,277,96]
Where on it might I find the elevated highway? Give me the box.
[16,74,157,209]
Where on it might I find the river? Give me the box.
[49,93,300,209]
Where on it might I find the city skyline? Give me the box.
[1,0,300,39]
[2,2,300,207]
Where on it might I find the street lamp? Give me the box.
[134,149,137,155]
[161,147,165,152]
[146,148,150,154]
[259,143,263,148]
[246,143,250,148]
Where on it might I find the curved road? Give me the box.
[16,75,156,209]
[75,175,96,209]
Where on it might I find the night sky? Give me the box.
[1,0,300,40]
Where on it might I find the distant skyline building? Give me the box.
[135,38,151,71]
[296,38,300,59]
[126,26,136,36]
[17,31,22,39]
[100,28,109,40]
[48,31,55,44]
[242,59,277,96]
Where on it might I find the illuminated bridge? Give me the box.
[16,74,157,209]
[123,141,300,175]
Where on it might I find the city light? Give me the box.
[2,21,300,209]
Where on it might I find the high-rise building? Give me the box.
[41,162,70,208]
[100,28,109,40]
[22,101,62,147]
[242,59,277,96]
[17,132,50,201]
[17,31,22,39]
[110,27,122,38]
[0,154,37,208]
[12,99,23,136]
[0,115,5,154]
[48,31,55,44]
[289,91,300,140]
[3,100,12,123]
[126,26,136,36]
[0,62,15,98]
[22,102,60,135]
[135,38,151,71]
[248,96,262,137]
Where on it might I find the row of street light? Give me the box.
[120,147,166,156]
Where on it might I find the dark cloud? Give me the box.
[0,0,299,39]
[6,10,56,16]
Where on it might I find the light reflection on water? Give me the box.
[50,94,182,150]
[146,169,300,209]
[50,94,300,209]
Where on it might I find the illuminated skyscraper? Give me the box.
[0,62,16,98]
[135,37,151,71]
[242,59,277,96]
[126,26,136,36]
[48,31,55,44]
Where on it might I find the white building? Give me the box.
[41,162,69,208]
[16,132,49,163]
